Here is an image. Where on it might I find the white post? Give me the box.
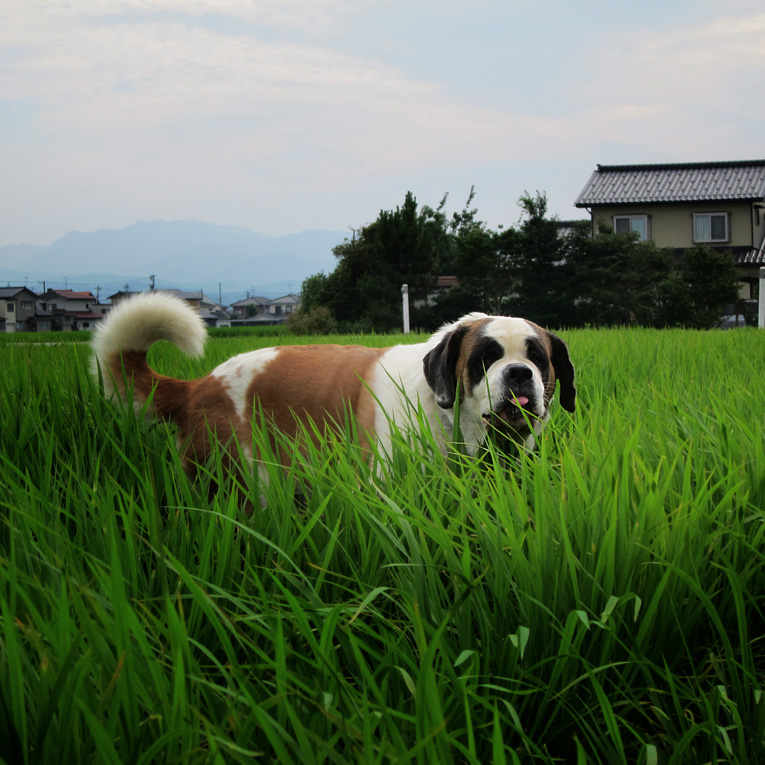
[401,283,410,334]
[759,267,765,328]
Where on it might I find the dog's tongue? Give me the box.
[514,395,529,407]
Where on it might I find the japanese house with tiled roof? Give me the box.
[575,160,765,299]
[36,289,107,332]
[0,287,38,332]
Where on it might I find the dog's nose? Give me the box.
[503,364,533,384]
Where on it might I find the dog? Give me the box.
[91,292,575,475]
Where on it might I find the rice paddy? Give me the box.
[1,326,764,763]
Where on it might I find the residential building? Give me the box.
[229,294,301,326]
[108,289,232,327]
[38,289,98,313]
[36,289,105,331]
[231,296,269,319]
[0,287,38,332]
[575,160,765,299]
[266,294,300,317]
[106,290,140,307]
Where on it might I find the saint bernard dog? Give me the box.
[91,292,575,475]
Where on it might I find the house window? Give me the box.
[614,215,650,241]
[6,302,15,312]
[21,301,33,310]
[693,213,729,243]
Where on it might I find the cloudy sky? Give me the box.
[2,0,764,247]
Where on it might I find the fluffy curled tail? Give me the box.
[91,292,207,416]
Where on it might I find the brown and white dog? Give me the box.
[91,292,575,473]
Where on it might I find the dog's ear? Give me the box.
[548,331,576,412]
[422,326,467,409]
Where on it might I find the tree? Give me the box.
[449,188,518,315]
[677,246,741,329]
[506,192,569,326]
[299,192,452,331]
[298,272,333,314]
[561,221,676,327]
[297,187,743,332]
[287,306,338,335]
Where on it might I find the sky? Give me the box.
[2,0,765,248]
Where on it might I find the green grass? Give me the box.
[1,327,764,763]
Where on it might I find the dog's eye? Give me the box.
[480,348,502,368]
[468,338,504,386]
[525,340,548,371]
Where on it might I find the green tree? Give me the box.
[299,272,333,314]
[287,306,338,335]
[677,245,741,329]
[300,192,453,331]
[449,188,518,314]
[506,192,568,326]
[561,221,676,327]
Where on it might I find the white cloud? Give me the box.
[2,1,765,244]
[1,1,574,172]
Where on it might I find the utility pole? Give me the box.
[96,285,101,302]
[149,274,155,290]
[39,280,46,293]
[218,282,222,305]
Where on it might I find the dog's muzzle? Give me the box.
[483,363,541,431]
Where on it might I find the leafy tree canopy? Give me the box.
[295,190,744,332]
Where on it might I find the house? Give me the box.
[415,276,460,308]
[106,290,140,307]
[229,294,301,326]
[230,296,269,319]
[0,287,38,332]
[38,289,98,313]
[155,289,232,327]
[108,289,232,327]
[574,160,765,300]
[266,294,300,317]
[35,289,106,331]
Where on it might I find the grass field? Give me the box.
[1,327,764,764]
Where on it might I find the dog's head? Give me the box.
[422,313,575,449]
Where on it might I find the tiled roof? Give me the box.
[156,289,204,301]
[575,160,765,206]
[0,287,35,298]
[268,294,300,305]
[737,247,765,266]
[48,289,96,300]
[231,296,269,307]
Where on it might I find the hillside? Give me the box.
[0,220,347,299]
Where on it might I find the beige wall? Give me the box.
[592,200,760,249]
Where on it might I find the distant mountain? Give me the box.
[0,220,347,301]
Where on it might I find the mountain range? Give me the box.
[0,220,348,302]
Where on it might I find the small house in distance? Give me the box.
[230,296,269,319]
[36,289,105,331]
[575,160,765,299]
[266,294,300,318]
[0,287,38,332]
[230,294,301,326]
